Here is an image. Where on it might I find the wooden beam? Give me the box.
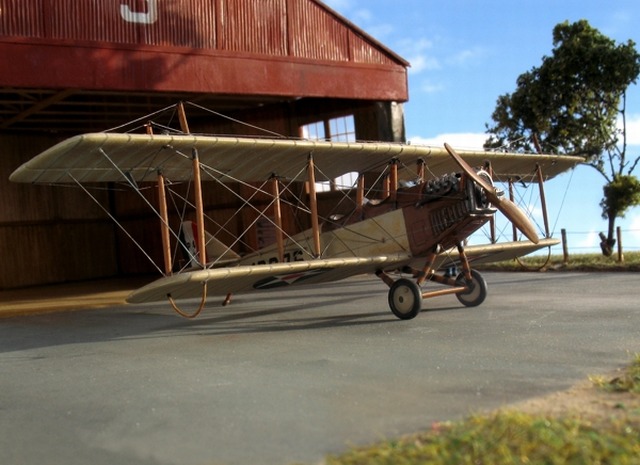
[0,88,75,129]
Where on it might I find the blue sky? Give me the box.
[324,0,640,254]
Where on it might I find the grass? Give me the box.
[476,251,640,272]
[591,354,640,394]
[326,413,639,465]
[322,355,640,465]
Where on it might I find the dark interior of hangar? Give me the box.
[0,0,410,289]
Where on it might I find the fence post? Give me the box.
[561,228,569,264]
[617,226,624,263]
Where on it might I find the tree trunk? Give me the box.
[599,213,617,256]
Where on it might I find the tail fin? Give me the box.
[179,221,240,268]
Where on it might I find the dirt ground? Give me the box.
[507,371,640,426]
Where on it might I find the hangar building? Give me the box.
[0,0,410,288]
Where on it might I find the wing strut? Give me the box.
[157,170,173,275]
[271,176,285,263]
[192,148,207,266]
[147,123,173,276]
[307,154,321,257]
[536,164,551,238]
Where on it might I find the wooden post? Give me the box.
[561,228,569,264]
[157,171,173,275]
[617,226,624,263]
[307,154,322,257]
[192,148,206,266]
[271,176,285,263]
[536,165,550,238]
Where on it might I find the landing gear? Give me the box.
[454,269,487,307]
[388,278,422,320]
[379,242,489,320]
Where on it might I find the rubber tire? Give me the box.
[455,269,487,307]
[388,278,423,320]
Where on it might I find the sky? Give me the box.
[323,0,640,254]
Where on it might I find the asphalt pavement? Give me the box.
[1,271,638,465]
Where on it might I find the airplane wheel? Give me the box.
[455,270,487,307]
[388,278,423,320]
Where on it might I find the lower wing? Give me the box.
[127,254,412,304]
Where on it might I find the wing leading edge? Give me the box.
[127,254,413,303]
[10,133,582,185]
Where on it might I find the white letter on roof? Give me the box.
[120,0,158,24]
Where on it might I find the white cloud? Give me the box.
[445,46,488,67]
[626,212,640,245]
[397,38,440,74]
[409,55,441,74]
[408,132,488,150]
[624,113,640,147]
[573,230,599,251]
[419,80,445,94]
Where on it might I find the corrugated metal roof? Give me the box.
[0,0,408,65]
[0,0,409,133]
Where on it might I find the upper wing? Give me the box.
[127,254,412,303]
[10,133,582,185]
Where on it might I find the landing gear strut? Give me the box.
[378,242,488,320]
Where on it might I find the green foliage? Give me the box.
[326,411,640,465]
[485,20,640,163]
[485,19,640,254]
[476,251,640,271]
[601,175,640,219]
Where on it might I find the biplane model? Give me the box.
[9,109,580,320]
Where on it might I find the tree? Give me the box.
[485,20,640,255]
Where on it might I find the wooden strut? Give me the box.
[356,174,365,208]
[192,148,207,267]
[485,160,497,244]
[389,158,398,203]
[147,123,173,276]
[168,105,212,317]
[416,249,438,286]
[416,158,425,184]
[516,165,553,271]
[157,171,173,275]
[536,164,550,238]
[307,154,322,257]
[271,175,285,263]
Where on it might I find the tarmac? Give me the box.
[2,272,639,465]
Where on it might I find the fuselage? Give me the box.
[239,170,496,266]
